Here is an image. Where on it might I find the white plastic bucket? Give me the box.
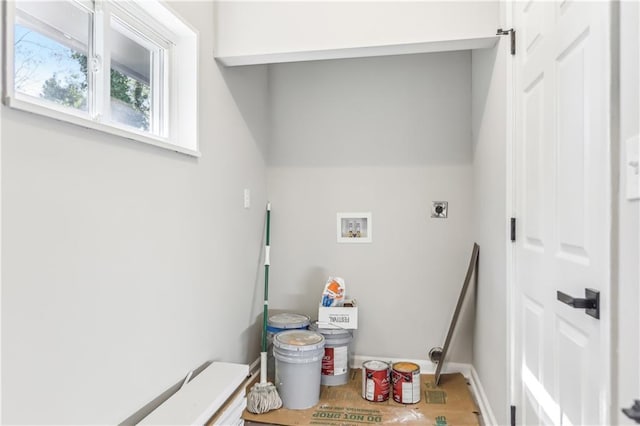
[310,322,353,386]
[267,313,311,381]
[274,330,325,410]
[267,313,311,334]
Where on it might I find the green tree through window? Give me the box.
[39,52,150,130]
[41,72,86,109]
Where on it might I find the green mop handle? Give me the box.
[262,203,271,353]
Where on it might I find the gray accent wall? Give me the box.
[266,52,476,362]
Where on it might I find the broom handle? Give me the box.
[261,203,271,353]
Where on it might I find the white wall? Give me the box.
[616,1,639,424]
[1,2,269,423]
[215,1,498,58]
[267,52,476,361]
[470,39,509,425]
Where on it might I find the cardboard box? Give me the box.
[243,370,480,425]
[318,299,358,329]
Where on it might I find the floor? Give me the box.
[242,369,484,426]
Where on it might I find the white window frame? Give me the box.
[10,0,95,119]
[3,0,199,157]
[104,3,169,137]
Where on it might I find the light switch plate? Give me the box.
[626,136,640,201]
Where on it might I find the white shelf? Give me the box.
[138,362,248,425]
[216,36,499,66]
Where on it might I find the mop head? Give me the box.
[246,381,282,414]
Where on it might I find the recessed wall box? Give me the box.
[431,201,448,218]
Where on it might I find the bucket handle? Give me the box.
[316,321,350,331]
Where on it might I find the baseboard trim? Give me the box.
[351,355,472,378]
[249,356,260,376]
[469,365,498,426]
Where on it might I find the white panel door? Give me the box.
[513,1,611,425]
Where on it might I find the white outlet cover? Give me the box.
[626,135,640,201]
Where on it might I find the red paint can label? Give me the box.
[392,362,421,404]
[322,348,334,375]
[322,346,348,376]
[362,360,390,402]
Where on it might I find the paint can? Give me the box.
[391,362,421,404]
[361,360,390,402]
[267,313,311,381]
[273,330,325,410]
[309,321,353,386]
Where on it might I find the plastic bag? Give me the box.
[321,277,346,307]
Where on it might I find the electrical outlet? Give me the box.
[431,201,448,218]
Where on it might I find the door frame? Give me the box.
[505,0,616,424]
[503,0,516,423]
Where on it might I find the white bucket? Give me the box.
[267,313,311,382]
[267,313,311,334]
[273,330,325,410]
[310,322,353,386]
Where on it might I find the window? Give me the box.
[14,1,92,112]
[5,0,199,156]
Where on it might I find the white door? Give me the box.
[513,1,611,425]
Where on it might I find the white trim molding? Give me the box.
[470,365,498,426]
[217,36,500,67]
[351,355,470,376]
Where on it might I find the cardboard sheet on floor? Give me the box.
[243,370,480,425]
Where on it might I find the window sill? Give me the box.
[5,96,201,158]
